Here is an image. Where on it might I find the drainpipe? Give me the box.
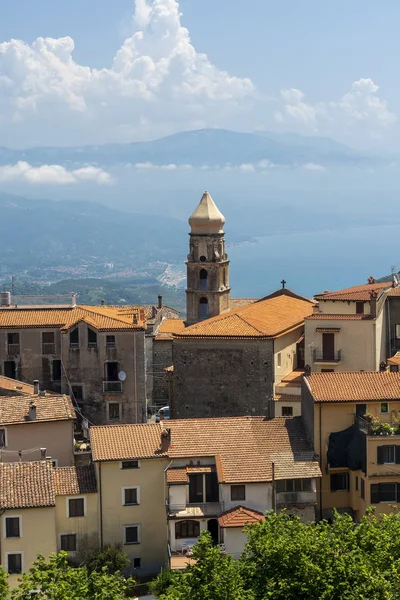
[319,403,323,521]
[99,462,103,549]
[164,460,173,560]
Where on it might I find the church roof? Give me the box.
[174,289,313,339]
[188,191,225,234]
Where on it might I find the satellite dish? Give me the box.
[118,371,127,382]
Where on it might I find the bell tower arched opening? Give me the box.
[199,297,209,320]
[199,269,208,291]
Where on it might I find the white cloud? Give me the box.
[302,163,326,171]
[278,78,396,137]
[133,162,192,170]
[0,162,112,184]
[0,0,254,146]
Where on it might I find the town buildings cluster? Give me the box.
[1,190,400,584]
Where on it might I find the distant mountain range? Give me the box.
[0,129,374,168]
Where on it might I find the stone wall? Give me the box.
[152,339,173,407]
[172,338,274,419]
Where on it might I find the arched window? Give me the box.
[175,520,200,539]
[199,269,208,291]
[223,269,227,287]
[199,297,208,320]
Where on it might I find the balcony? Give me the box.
[313,349,342,363]
[103,381,122,393]
[355,415,400,437]
[166,502,224,518]
[42,343,55,355]
[88,342,98,349]
[7,344,20,356]
[276,491,316,507]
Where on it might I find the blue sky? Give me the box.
[0,0,399,149]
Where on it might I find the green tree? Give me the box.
[0,566,9,600]
[10,552,127,600]
[84,544,130,576]
[150,531,252,600]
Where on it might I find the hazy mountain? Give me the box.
[0,129,373,168]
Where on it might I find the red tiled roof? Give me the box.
[155,318,186,340]
[304,371,400,402]
[0,394,75,425]
[315,281,391,301]
[0,461,55,509]
[218,505,265,528]
[54,465,97,495]
[306,314,372,321]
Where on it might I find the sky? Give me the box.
[0,0,399,150]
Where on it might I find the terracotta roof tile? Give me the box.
[0,305,145,331]
[304,371,400,402]
[387,288,400,297]
[0,394,75,425]
[175,291,313,339]
[166,467,188,484]
[90,423,168,461]
[229,298,259,309]
[218,505,265,528]
[91,417,321,483]
[274,394,301,402]
[315,282,391,301]
[54,465,97,495]
[388,353,400,366]
[156,318,186,340]
[0,461,55,508]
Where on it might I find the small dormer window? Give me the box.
[356,302,364,315]
[70,328,79,348]
[88,328,97,349]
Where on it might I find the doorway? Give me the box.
[4,360,16,379]
[356,404,367,418]
[322,333,335,361]
[207,519,219,546]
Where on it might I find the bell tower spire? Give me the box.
[185,191,230,325]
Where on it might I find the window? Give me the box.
[42,332,55,354]
[277,353,282,367]
[133,558,141,569]
[199,297,208,320]
[199,255,207,262]
[189,473,204,503]
[4,360,16,379]
[381,403,389,414]
[7,553,22,575]
[71,385,84,402]
[7,333,20,354]
[5,517,21,538]
[88,328,97,348]
[371,483,400,503]
[330,473,349,492]
[0,429,6,448]
[230,485,246,501]
[355,476,359,492]
[60,534,77,552]
[199,269,208,291]
[121,460,140,469]
[377,445,400,465]
[356,302,364,315]
[108,402,121,421]
[69,328,79,348]
[276,479,312,493]
[68,498,85,518]
[106,335,116,348]
[123,487,140,506]
[361,478,365,500]
[124,525,140,545]
[205,473,219,502]
[396,324,400,340]
[175,520,200,539]
[282,406,293,417]
[52,359,62,381]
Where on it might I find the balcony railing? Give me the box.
[42,343,55,355]
[88,342,98,349]
[7,344,20,355]
[355,415,400,437]
[103,381,122,393]
[313,349,342,363]
[276,491,316,507]
[166,501,224,517]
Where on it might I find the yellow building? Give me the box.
[305,280,394,373]
[0,390,75,466]
[302,371,400,520]
[90,424,169,577]
[0,461,99,586]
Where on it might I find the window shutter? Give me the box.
[377,446,385,465]
[370,484,380,504]
[396,447,400,465]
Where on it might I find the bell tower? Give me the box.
[185,191,230,326]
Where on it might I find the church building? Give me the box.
[154,191,314,419]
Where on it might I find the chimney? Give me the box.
[0,291,11,307]
[33,380,39,395]
[160,428,171,452]
[158,295,162,309]
[101,299,105,306]
[133,312,138,325]
[40,448,47,460]
[152,305,157,319]
[29,402,37,421]
[304,364,311,376]
[379,361,387,372]
[71,293,77,307]
[369,290,378,318]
